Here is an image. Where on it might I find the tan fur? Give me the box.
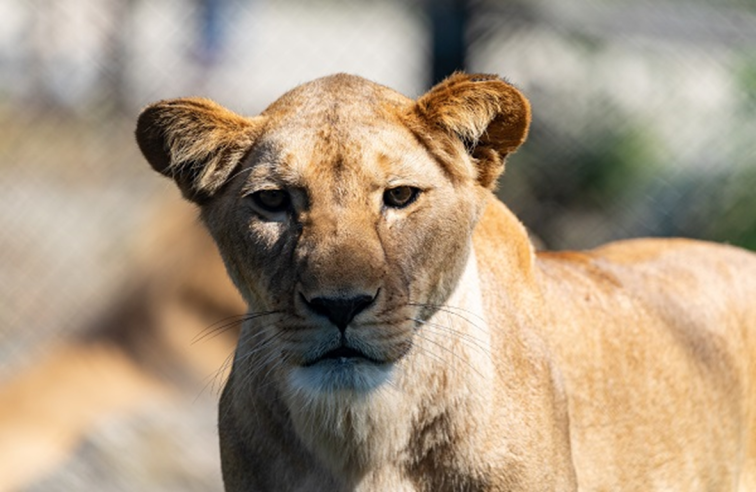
[137,72,756,491]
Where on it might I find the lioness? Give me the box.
[136,73,756,491]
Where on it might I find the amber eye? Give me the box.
[251,189,290,213]
[383,186,420,209]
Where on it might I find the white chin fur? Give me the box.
[289,359,394,395]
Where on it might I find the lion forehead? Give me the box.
[248,116,444,192]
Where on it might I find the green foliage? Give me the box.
[567,125,655,204]
[499,97,658,248]
[703,167,756,250]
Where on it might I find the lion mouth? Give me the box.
[303,346,384,366]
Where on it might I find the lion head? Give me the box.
[136,73,529,398]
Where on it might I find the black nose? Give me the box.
[304,294,376,332]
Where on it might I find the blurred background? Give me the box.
[1,0,755,490]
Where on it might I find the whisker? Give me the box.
[235,333,283,367]
[407,302,484,319]
[411,318,490,357]
[406,342,449,369]
[250,350,292,395]
[408,302,488,334]
[412,331,486,379]
[196,349,237,400]
[198,313,291,398]
[192,317,245,344]
[192,310,284,344]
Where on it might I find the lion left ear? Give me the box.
[135,98,263,204]
[413,72,531,189]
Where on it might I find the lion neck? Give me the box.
[473,197,538,290]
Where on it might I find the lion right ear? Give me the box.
[412,73,531,189]
[135,98,262,204]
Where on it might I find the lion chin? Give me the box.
[288,358,394,394]
[137,72,756,491]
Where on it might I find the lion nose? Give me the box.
[304,294,377,332]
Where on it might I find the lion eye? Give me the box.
[251,189,291,213]
[383,186,420,209]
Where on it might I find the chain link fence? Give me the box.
[1,0,755,490]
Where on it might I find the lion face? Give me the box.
[136,73,530,394]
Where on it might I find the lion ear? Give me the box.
[414,73,531,189]
[135,98,262,204]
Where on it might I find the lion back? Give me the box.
[537,238,756,489]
